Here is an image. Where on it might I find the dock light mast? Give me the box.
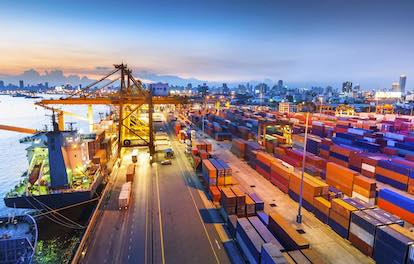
[296,111,309,224]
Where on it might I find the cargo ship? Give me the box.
[0,214,38,263]
[3,115,118,211]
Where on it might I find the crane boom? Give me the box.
[0,125,37,134]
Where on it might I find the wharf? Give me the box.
[76,122,232,264]
[201,133,375,264]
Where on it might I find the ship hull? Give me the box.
[4,173,104,210]
[4,190,94,209]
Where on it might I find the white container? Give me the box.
[349,223,375,246]
[361,163,375,173]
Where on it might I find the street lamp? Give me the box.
[296,111,310,224]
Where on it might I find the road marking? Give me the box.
[215,239,221,250]
[155,164,166,264]
[145,164,149,264]
[173,140,220,264]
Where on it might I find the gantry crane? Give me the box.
[34,103,91,131]
[38,63,185,157]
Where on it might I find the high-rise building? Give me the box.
[392,82,400,92]
[278,80,283,88]
[0,80,4,89]
[149,82,169,96]
[342,81,352,93]
[399,75,407,94]
[45,82,49,89]
[19,80,24,90]
[238,84,246,94]
[198,83,209,96]
[222,83,229,95]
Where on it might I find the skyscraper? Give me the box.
[342,81,352,93]
[222,83,229,94]
[0,80,4,89]
[278,80,283,88]
[399,75,407,94]
[19,80,24,89]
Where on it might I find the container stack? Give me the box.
[376,160,411,191]
[329,144,363,168]
[348,210,383,256]
[326,162,359,196]
[328,198,358,238]
[235,218,265,264]
[313,197,331,224]
[245,141,264,167]
[231,186,246,217]
[270,161,293,194]
[220,187,237,217]
[288,172,329,212]
[378,188,414,224]
[352,175,376,205]
[268,212,310,250]
[231,138,247,159]
[373,224,414,264]
[255,152,278,180]
[202,159,217,186]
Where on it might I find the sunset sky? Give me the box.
[1,0,414,88]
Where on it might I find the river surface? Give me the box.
[0,94,109,263]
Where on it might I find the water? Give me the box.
[0,94,109,263]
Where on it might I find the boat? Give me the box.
[3,114,118,211]
[0,214,38,263]
[12,93,27,98]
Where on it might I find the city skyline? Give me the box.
[0,0,414,88]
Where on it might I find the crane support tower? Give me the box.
[37,63,185,158]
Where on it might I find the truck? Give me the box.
[118,182,132,210]
[131,149,138,163]
[126,164,135,182]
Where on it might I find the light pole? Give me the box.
[296,111,310,224]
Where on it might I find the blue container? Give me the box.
[364,208,404,226]
[256,211,269,225]
[343,198,372,210]
[379,189,414,213]
[236,218,265,263]
[328,218,349,239]
[249,193,264,211]
[375,175,408,191]
[332,137,353,146]
[227,215,238,238]
[373,225,412,264]
[330,151,349,162]
[336,132,355,140]
[349,165,361,172]
[260,243,285,264]
[351,211,382,235]
[314,208,328,224]
[248,216,284,251]
[288,190,314,213]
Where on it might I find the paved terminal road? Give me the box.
[81,121,231,264]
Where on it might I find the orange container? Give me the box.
[331,199,357,219]
[329,210,350,229]
[375,167,409,184]
[209,186,221,202]
[378,198,414,224]
[326,162,357,196]
[313,197,331,216]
